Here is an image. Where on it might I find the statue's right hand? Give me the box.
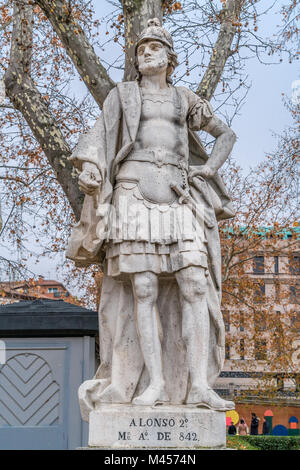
[78,162,102,196]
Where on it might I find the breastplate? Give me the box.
[117,89,189,204]
[117,149,189,205]
[135,88,188,154]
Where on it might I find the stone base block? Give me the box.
[88,404,226,449]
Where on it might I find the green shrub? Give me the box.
[226,436,258,450]
[242,436,300,450]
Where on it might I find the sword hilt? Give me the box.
[170,183,190,204]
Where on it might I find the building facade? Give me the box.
[215,228,300,432]
[0,276,76,305]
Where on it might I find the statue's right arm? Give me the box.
[70,116,105,196]
[69,114,106,171]
[69,87,120,196]
[69,87,119,175]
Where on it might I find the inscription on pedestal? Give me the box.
[89,405,226,449]
[118,416,203,445]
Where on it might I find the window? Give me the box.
[48,287,58,293]
[253,256,265,274]
[296,376,300,393]
[240,339,245,360]
[254,283,265,303]
[291,312,300,330]
[255,340,267,361]
[274,281,280,302]
[276,375,284,391]
[254,311,267,331]
[274,256,279,274]
[240,312,245,332]
[225,342,230,360]
[290,285,300,304]
[223,310,230,332]
[273,314,283,357]
[289,256,300,275]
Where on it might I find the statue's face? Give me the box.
[137,39,168,77]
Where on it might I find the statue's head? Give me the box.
[135,18,178,84]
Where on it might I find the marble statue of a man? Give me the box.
[67,19,236,419]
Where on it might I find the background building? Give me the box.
[0,276,77,305]
[215,227,300,434]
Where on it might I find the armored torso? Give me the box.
[116,87,189,204]
[134,86,189,157]
[104,85,212,277]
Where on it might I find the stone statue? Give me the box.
[67,19,236,423]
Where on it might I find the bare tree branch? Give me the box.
[197,0,245,100]
[36,0,115,108]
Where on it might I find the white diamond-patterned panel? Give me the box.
[0,353,60,426]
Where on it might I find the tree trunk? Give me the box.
[4,0,83,220]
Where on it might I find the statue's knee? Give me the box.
[194,277,207,297]
[132,273,157,301]
[180,271,207,302]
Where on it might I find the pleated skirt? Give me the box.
[104,181,208,277]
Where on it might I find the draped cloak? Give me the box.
[66,82,235,419]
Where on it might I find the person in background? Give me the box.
[250,412,260,435]
[262,417,270,435]
[228,421,237,435]
[237,418,248,435]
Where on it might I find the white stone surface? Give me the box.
[88,405,226,449]
[68,19,236,435]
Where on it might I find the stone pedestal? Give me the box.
[88,404,226,449]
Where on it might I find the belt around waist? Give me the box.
[126,149,188,170]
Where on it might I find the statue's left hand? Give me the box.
[189,165,215,181]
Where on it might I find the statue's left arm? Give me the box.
[187,90,236,178]
[199,115,236,177]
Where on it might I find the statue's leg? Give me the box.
[175,266,234,411]
[131,271,169,406]
[175,266,209,391]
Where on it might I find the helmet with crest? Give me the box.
[136,18,174,51]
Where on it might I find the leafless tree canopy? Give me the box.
[0,0,298,281]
